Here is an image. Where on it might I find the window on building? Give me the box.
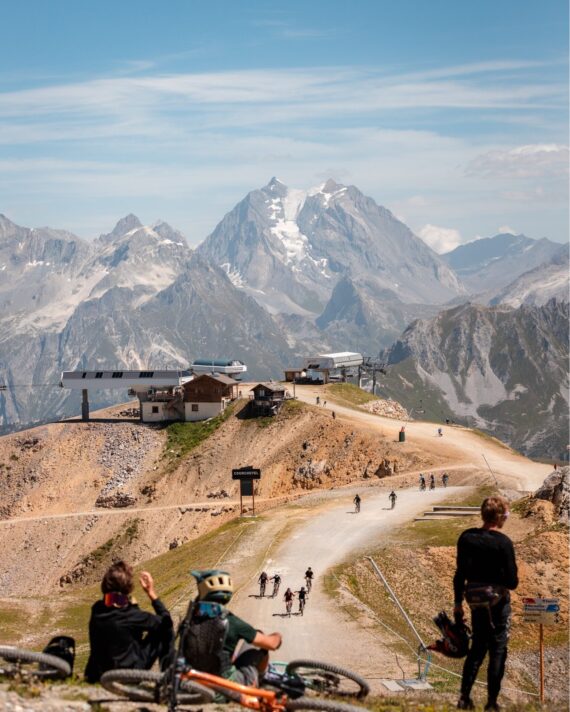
[112,372,123,378]
[191,404,199,412]
[152,406,159,414]
[140,371,154,378]
[258,389,265,396]
[95,372,103,378]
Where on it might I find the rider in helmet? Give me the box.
[430,474,436,490]
[389,490,397,508]
[187,570,282,685]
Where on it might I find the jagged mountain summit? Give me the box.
[378,299,569,459]
[0,215,293,431]
[197,178,465,317]
[441,232,563,292]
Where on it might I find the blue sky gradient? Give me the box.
[0,0,567,250]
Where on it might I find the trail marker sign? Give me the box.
[522,597,560,625]
[232,467,261,480]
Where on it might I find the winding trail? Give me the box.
[231,485,465,690]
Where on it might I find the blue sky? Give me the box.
[0,0,568,250]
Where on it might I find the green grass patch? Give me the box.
[326,383,378,407]
[164,402,236,463]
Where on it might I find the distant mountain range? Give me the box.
[378,299,569,459]
[0,177,568,455]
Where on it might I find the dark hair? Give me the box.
[101,561,134,595]
[481,496,509,525]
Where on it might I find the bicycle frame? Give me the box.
[179,668,288,711]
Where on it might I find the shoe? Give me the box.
[457,698,475,710]
[485,703,501,711]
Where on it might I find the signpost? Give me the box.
[522,597,560,703]
[232,467,261,515]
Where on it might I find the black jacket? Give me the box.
[84,597,172,683]
[453,527,518,604]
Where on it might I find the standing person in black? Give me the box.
[85,561,173,683]
[453,496,518,711]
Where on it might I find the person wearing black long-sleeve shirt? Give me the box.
[453,496,518,711]
[85,561,173,683]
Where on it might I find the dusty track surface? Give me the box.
[295,384,550,490]
[230,486,466,692]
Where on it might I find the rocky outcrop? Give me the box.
[534,468,569,523]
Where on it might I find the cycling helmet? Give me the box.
[191,569,234,604]
[427,611,470,658]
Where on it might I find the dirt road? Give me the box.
[230,485,465,690]
[295,385,550,491]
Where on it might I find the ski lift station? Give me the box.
[284,352,363,384]
[60,358,246,421]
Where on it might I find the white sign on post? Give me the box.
[522,597,560,625]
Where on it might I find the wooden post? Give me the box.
[240,488,243,516]
[538,623,544,705]
[252,481,255,517]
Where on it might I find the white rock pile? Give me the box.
[360,399,409,420]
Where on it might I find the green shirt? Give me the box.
[224,612,257,657]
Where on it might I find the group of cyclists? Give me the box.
[353,491,398,512]
[419,472,449,490]
[257,568,314,616]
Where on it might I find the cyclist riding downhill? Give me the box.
[429,474,436,490]
[442,472,449,488]
[258,571,268,598]
[270,573,281,598]
[283,588,295,617]
[389,490,397,509]
[304,567,314,592]
[353,494,361,513]
[181,570,282,687]
[419,474,426,491]
[297,587,308,616]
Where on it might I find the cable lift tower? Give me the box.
[359,357,388,396]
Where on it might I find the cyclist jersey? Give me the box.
[305,570,313,579]
[259,573,268,582]
[271,575,281,583]
[284,591,294,601]
[298,590,307,601]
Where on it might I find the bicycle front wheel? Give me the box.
[100,669,215,704]
[286,697,366,712]
[285,660,369,699]
[0,646,71,680]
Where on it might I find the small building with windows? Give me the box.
[182,374,239,421]
[250,383,286,416]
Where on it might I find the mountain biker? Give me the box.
[353,494,361,512]
[419,474,426,491]
[304,567,314,590]
[389,491,397,509]
[442,473,449,488]
[437,427,443,437]
[270,573,281,596]
[429,474,436,490]
[454,497,518,711]
[258,571,268,596]
[84,561,173,683]
[297,587,308,613]
[184,570,282,686]
[283,587,295,615]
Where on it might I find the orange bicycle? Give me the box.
[101,658,369,712]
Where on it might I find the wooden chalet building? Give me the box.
[141,374,238,423]
[250,383,286,416]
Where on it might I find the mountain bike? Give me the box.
[286,599,294,616]
[101,658,370,712]
[354,500,360,514]
[305,577,312,593]
[260,580,267,597]
[272,579,281,598]
[0,645,71,680]
[299,598,306,616]
[419,481,426,491]
[389,497,396,510]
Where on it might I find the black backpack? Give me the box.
[181,601,231,675]
[42,636,76,675]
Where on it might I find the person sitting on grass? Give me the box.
[85,561,173,683]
